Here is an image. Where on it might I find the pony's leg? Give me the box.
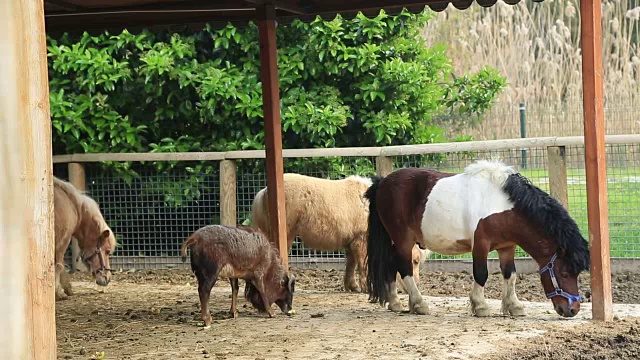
[54,262,68,301]
[498,246,525,317]
[196,269,218,327]
[353,236,368,293]
[229,278,240,319]
[252,276,276,318]
[343,248,360,292]
[470,239,491,317]
[60,269,74,296]
[386,280,403,312]
[396,239,429,315]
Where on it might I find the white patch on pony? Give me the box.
[463,159,516,188]
[420,172,514,255]
[386,280,403,312]
[470,282,489,315]
[401,276,422,304]
[346,175,373,187]
[501,273,525,316]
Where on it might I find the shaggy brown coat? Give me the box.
[180,225,295,327]
[251,173,427,293]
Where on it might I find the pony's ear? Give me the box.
[98,229,110,246]
[286,274,295,293]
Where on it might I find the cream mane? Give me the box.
[54,177,116,248]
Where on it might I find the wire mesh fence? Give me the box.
[53,141,640,270]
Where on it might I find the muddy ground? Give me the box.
[56,269,640,360]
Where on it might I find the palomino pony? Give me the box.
[251,173,427,293]
[54,177,117,300]
[365,160,590,318]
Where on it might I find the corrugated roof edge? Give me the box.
[44,0,544,36]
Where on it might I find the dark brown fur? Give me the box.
[180,225,295,326]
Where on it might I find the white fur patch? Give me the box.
[346,175,372,187]
[463,159,515,188]
[420,173,514,255]
[401,276,422,303]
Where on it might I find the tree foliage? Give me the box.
[48,9,506,204]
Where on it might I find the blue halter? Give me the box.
[539,253,583,307]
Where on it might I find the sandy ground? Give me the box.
[56,269,640,360]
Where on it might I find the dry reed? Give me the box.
[421,0,640,140]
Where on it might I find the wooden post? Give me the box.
[1,2,29,357]
[1,0,57,358]
[257,4,288,269]
[547,146,569,210]
[220,160,237,227]
[580,0,613,321]
[375,156,393,177]
[68,163,86,271]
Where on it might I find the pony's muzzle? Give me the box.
[555,302,580,318]
[95,271,111,286]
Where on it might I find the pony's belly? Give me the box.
[421,228,471,255]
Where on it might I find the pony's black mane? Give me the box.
[504,173,590,274]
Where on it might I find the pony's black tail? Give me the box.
[365,176,395,306]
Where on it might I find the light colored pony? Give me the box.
[251,173,427,293]
[54,177,116,300]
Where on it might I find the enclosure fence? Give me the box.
[53,134,640,271]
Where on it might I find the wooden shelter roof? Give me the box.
[44,0,544,33]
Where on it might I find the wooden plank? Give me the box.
[51,134,640,164]
[68,163,86,271]
[53,151,226,163]
[257,4,288,270]
[219,160,237,227]
[0,1,29,357]
[547,146,569,210]
[375,156,394,176]
[14,0,58,357]
[580,0,613,322]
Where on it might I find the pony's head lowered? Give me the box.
[503,172,590,317]
[76,194,117,286]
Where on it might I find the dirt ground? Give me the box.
[56,269,640,360]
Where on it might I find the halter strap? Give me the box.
[539,253,583,307]
[82,240,112,274]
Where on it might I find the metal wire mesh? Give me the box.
[55,163,221,270]
[53,142,640,270]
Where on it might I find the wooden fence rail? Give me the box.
[52,134,640,163]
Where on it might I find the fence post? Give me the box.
[375,156,393,177]
[220,160,237,227]
[547,146,569,210]
[520,102,527,169]
[68,163,86,271]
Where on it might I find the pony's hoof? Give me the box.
[388,302,403,312]
[472,306,491,317]
[229,311,238,319]
[503,304,526,317]
[412,302,430,315]
[55,292,68,301]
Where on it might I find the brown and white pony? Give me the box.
[54,177,116,300]
[365,160,590,318]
